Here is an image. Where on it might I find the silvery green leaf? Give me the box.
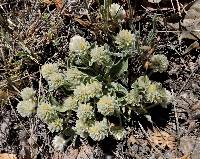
[77,66,98,77]
[63,128,75,137]
[111,82,128,95]
[50,96,61,107]
[111,52,124,57]
[56,105,68,113]
[108,56,128,81]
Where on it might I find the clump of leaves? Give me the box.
[16,17,172,151]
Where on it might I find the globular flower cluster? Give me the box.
[90,46,111,66]
[97,95,118,116]
[17,100,36,117]
[17,87,36,117]
[48,118,63,133]
[73,83,91,102]
[110,3,126,20]
[146,82,171,105]
[132,75,151,91]
[74,102,110,141]
[74,102,95,138]
[74,119,93,138]
[74,81,102,102]
[145,83,163,103]
[150,54,169,73]
[87,80,103,97]
[20,87,36,100]
[37,102,55,121]
[48,72,65,90]
[69,35,90,55]
[41,63,65,90]
[62,96,78,111]
[115,30,135,49]
[88,118,109,141]
[126,76,172,108]
[126,89,141,107]
[37,102,64,133]
[41,63,59,79]
[77,103,94,121]
[65,67,88,86]
[52,135,66,151]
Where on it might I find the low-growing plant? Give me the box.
[16,9,172,151]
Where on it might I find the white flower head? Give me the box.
[17,100,36,117]
[52,135,66,151]
[160,89,173,108]
[20,87,35,100]
[65,67,88,86]
[126,89,141,107]
[97,95,117,116]
[115,30,135,49]
[73,83,88,102]
[88,118,109,141]
[150,54,169,73]
[63,96,78,111]
[48,73,65,90]
[86,80,102,98]
[74,119,93,138]
[74,81,102,102]
[110,3,126,20]
[69,35,90,54]
[41,63,59,79]
[145,83,163,103]
[164,90,173,104]
[37,102,55,121]
[90,45,111,65]
[132,75,151,91]
[48,118,63,132]
[77,103,94,121]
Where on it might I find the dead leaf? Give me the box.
[0,154,17,159]
[55,0,63,10]
[43,0,63,10]
[74,17,91,27]
[127,135,138,146]
[179,136,200,159]
[159,0,200,40]
[149,130,176,150]
[183,41,200,55]
[180,0,200,40]
[144,61,150,70]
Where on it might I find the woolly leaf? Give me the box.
[111,82,128,95]
[77,66,99,77]
[108,57,128,81]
